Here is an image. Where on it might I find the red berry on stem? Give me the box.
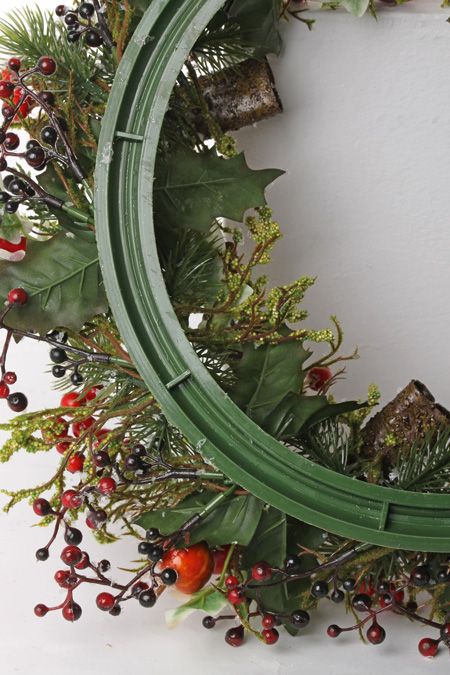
[227,588,244,605]
[327,624,341,638]
[56,440,72,454]
[60,391,85,409]
[0,382,10,398]
[7,392,28,412]
[33,497,52,516]
[98,476,117,496]
[37,56,57,76]
[67,452,85,473]
[62,601,82,622]
[34,604,48,617]
[54,569,71,588]
[96,592,116,611]
[251,561,272,581]
[366,622,386,645]
[7,287,28,305]
[225,575,239,590]
[60,545,82,566]
[262,628,279,645]
[75,551,90,570]
[72,416,95,437]
[8,57,21,72]
[225,625,244,647]
[306,366,333,391]
[0,80,14,99]
[4,371,17,385]
[418,637,439,658]
[61,489,82,510]
[4,132,20,150]
[262,614,276,629]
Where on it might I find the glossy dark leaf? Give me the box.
[136,492,264,547]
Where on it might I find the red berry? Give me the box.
[86,385,102,401]
[62,601,82,622]
[0,80,14,99]
[7,287,28,305]
[33,497,52,517]
[251,561,272,581]
[34,603,48,617]
[306,366,333,391]
[366,622,386,645]
[56,440,72,454]
[96,592,116,611]
[227,588,245,605]
[72,416,95,437]
[61,489,82,510]
[67,452,85,473]
[4,132,19,150]
[225,625,244,647]
[132,581,149,596]
[4,371,17,385]
[262,628,279,645]
[60,545,82,566]
[7,392,27,412]
[8,58,21,72]
[98,476,117,496]
[60,391,85,409]
[327,624,341,638]
[225,575,239,590]
[75,551,90,570]
[0,382,10,398]
[262,614,276,629]
[37,56,57,76]
[418,637,439,658]
[54,569,70,587]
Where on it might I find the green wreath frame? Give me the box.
[95,0,450,552]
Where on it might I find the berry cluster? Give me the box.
[0,54,85,196]
[55,2,114,49]
[325,566,450,658]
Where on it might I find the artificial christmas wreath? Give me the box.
[0,0,449,659]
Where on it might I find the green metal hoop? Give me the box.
[95,0,450,552]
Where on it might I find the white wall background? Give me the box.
[0,2,449,675]
[236,1,450,409]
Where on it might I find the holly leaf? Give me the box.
[340,0,371,17]
[229,0,282,57]
[154,148,284,230]
[165,587,228,628]
[265,394,363,439]
[230,342,310,427]
[0,233,107,334]
[136,492,264,547]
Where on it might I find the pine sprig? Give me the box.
[391,428,450,492]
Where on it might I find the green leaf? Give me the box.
[230,341,310,426]
[0,233,107,333]
[0,211,30,240]
[165,587,228,628]
[229,0,282,57]
[242,506,288,612]
[154,148,284,231]
[340,0,370,17]
[136,492,264,547]
[265,394,364,439]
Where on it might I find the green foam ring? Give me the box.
[95,0,450,552]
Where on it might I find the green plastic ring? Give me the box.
[95,0,450,552]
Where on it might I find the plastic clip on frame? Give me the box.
[95,0,450,552]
